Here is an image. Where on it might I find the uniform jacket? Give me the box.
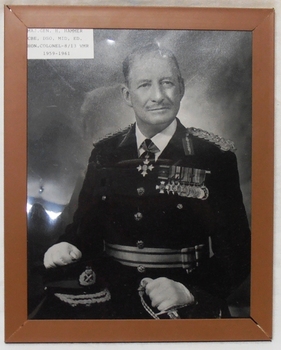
[58,119,251,319]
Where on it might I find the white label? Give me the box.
[28,29,94,59]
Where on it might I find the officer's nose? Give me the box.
[150,83,165,103]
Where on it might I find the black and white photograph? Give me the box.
[27,29,252,320]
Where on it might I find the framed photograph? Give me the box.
[4,5,274,342]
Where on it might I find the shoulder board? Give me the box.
[93,124,133,147]
[186,127,236,152]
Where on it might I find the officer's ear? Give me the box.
[121,84,133,108]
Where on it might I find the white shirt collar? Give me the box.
[135,119,177,160]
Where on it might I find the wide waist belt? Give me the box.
[104,242,207,270]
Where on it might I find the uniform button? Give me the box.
[137,240,144,249]
[137,187,145,196]
[134,212,143,221]
[102,196,107,201]
[177,203,183,209]
[137,265,146,273]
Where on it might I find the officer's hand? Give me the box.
[141,277,194,312]
[43,242,82,269]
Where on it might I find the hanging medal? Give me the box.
[156,181,166,194]
[137,154,155,177]
[197,185,209,200]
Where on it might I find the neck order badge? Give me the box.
[137,139,159,177]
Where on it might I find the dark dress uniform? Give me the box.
[54,118,250,319]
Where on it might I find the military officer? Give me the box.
[43,44,251,319]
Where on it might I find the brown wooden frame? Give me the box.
[4,5,274,342]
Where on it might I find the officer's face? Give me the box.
[122,52,184,136]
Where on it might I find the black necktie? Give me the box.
[140,139,159,160]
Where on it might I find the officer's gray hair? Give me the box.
[122,43,183,86]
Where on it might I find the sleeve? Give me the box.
[57,147,105,261]
[186,150,251,300]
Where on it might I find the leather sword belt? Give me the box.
[104,242,207,271]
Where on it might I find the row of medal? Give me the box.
[156,165,210,200]
[156,180,209,200]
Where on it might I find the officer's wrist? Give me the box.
[177,282,195,306]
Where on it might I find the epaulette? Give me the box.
[93,124,133,147]
[186,127,236,152]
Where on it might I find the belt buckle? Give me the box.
[180,247,194,269]
[181,246,198,273]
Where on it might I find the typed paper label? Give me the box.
[28,29,94,59]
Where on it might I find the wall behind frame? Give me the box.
[1,0,280,350]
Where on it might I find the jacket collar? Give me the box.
[158,119,188,161]
[118,123,136,148]
[117,118,186,147]
[116,118,191,162]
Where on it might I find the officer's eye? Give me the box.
[138,82,151,89]
[162,80,174,87]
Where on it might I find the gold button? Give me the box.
[134,212,143,221]
[137,240,144,249]
[137,187,145,196]
[137,265,146,273]
[102,196,107,201]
